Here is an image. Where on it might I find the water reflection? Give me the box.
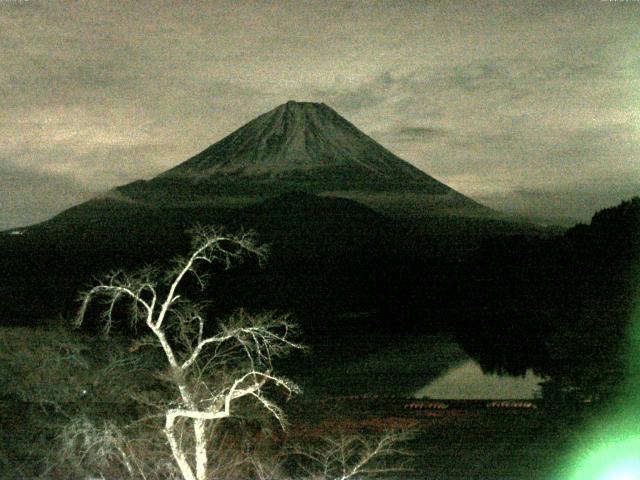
[414,359,544,399]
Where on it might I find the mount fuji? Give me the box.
[112,100,492,217]
[0,101,515,322]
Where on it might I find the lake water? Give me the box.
[414,359,544,399]
[283,333,546,399]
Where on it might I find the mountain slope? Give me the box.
[115,101,493,217]
[160,101,443,185]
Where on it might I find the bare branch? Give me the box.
[180,310,303,371]
[290,430,415,480]
[72,226,301,480]
[155,226,266,331]
[76,271,154,335]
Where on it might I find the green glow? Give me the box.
[602,464,640,480]
[561,220,640,480]
[565,435,640,480]
[560,301,640,479]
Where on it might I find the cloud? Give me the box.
[311,72,397,113]
[0,162,91,230]
[372,125,449,144]
[395,126,447,140]
[475,181,640,225]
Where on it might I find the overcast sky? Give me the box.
[1,0,639,229]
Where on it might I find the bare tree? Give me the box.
[290,430,414,480]
[76,226,302,480]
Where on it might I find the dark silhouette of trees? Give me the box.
[455,197,640,400]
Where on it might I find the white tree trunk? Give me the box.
[165,420,196,480]
[194,419,208,480]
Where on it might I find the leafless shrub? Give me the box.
[289,430,415,480]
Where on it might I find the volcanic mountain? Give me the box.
[0,101,544,324]
[115,100,492,217]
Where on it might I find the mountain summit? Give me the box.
[159,100,443,189]
[115,100,492,216]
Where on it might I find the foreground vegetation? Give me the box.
[1,227,411,479]
[0,330,599,480]
[1,197,638,478]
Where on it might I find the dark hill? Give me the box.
[234,191,403,263]
[0,192,431,332]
